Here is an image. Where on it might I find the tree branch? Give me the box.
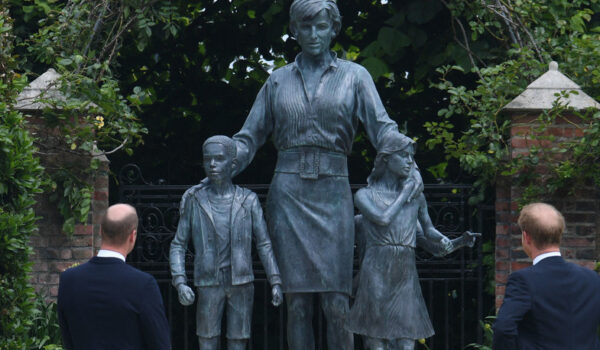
[100,137,128,155]
[514,14,544,61]
[81,1,109,59]
[440,0,485,79]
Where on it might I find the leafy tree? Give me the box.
[9,0,187,232]
[427,0,600,204]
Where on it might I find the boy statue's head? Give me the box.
[202,135,237,185]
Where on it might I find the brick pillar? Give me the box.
[495,112,599,308]
[494,177,513,309]
[92,156,109,252]
[16,69,110,301]
[25,115,109,301]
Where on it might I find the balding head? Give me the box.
[518,202,564,249]
[101,204,138,245]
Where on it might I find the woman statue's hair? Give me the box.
[289,0,342,38]
[367,131,416,185]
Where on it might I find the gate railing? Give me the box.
[118,164,486,350]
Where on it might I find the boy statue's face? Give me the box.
[203,143,234,185]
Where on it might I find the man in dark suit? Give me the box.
[58,203,170,350]
[493,202,600,350]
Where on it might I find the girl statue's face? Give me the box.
[296,9,335,57]
[387,151,413,179]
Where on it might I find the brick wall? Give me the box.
[495,112,600,309]
[26,114,108,300]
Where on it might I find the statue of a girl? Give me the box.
[345,131,479,350]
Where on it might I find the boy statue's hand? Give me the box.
[271,284,283,307]
[177,284,195,306]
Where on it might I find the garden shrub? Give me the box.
[0,7,61,350]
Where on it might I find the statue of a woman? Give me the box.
[230,1,422,348]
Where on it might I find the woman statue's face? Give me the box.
[296,9,335,57]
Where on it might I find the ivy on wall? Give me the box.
[9,0,187,233]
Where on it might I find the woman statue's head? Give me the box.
[289,0,342,56]
[367,131,416,185]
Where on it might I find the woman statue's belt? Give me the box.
[371,242,415,248]
[275,148,348,179]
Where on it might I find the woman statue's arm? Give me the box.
[232,81,274,176]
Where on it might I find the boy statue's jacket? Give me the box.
[170,184,281,288]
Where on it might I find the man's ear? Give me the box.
[522,230,532,245]
[231,158,238,172]
[130,228,137,244]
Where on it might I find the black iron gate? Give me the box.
[118,164,487,350]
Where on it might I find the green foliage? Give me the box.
[428,0,600,204]
[466,316,495,350]
[0,6,61,349]
[49,169,93,234]
[503,106,600,205]
[481,240,496,296]
[427,54,545,204]
[417,338,431,349]
[29,297,64,350]
[7,0,190,233]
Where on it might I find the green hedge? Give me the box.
[0,7,62,350]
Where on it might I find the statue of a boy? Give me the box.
[170,135,283,350]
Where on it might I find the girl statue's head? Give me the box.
[367,131,416,185]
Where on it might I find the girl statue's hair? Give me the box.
[367,131,415,185]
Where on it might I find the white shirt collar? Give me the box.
[97,249,126,262]
[533,251,561,265]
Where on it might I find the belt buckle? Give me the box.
[299,150,319,179]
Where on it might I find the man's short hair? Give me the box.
[101,204,138,245]
[289,0,342,38]
[518,202,564,249]
[203,135,236,160]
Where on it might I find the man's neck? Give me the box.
[97,249,126,261]
[99,245,128,259]
[531,247,561,265]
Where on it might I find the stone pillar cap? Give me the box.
[502,61,600,112]
[15,68,97,111]
[15,68,65,111]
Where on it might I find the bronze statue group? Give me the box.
[169,2,477,350]
[56,1,600,350]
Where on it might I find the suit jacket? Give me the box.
[57,257,171,350]
[170,184,281,288]
[493,256,600,350]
